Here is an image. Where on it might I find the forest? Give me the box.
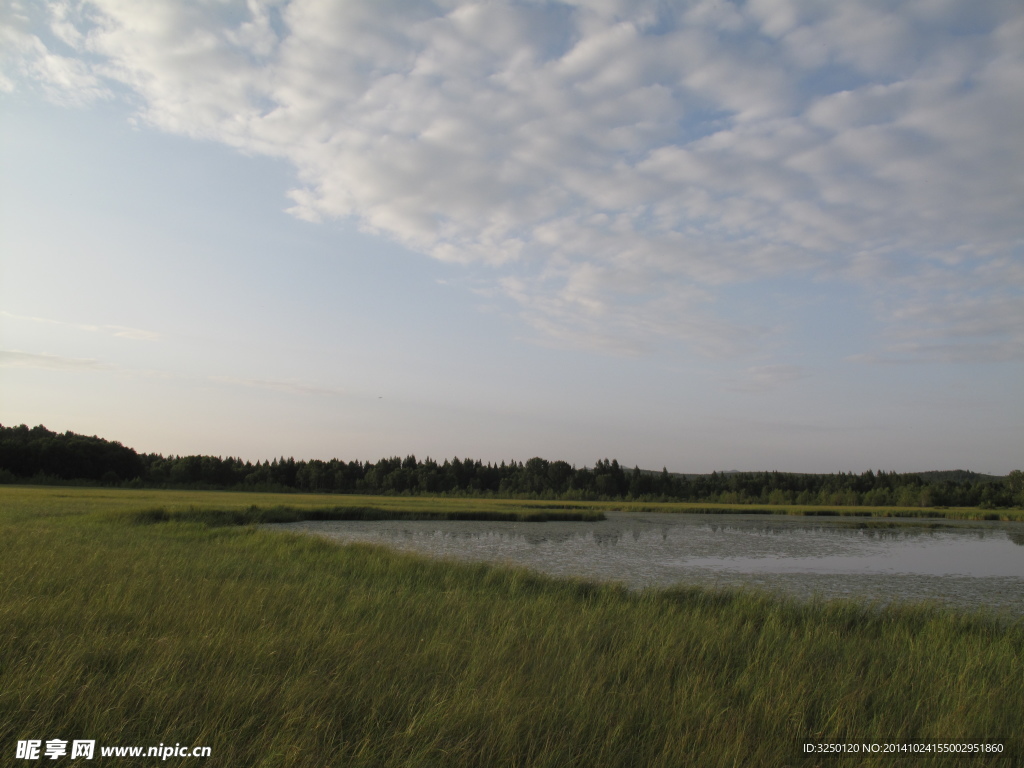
[1,423,1021,508]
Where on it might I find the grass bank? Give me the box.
[2,487,1022,766]
[121,504,604,526]
[3,485,1022,521]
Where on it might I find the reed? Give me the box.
[1,486,1021,766]
[119,504,604,526]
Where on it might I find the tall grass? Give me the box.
[1,487,1022,766]
[116,505,604,526]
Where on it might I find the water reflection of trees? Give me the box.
[681,520,1007,548]
[701,522,903,539]
[329,518,1021,550]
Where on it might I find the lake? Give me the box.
[269,512,1024,614]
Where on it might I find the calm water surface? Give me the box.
[269,513,1024,614]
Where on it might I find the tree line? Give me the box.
[1,424,1021,508]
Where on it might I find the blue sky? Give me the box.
[1,0,1021,473]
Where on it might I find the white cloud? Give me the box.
[723,364,809,392]
[0,21,110,105]
[0,311,160,341]
[856,257,1024,363]
[208,375,353,398]
[3,0,1022,361]
[0,346,356,395]
[0,349,111,371]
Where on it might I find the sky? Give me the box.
[1,0,1022,474]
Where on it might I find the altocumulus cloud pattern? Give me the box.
[3,0,1022,359]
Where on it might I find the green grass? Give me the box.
[2,486,1022,766]
[4,484,1022,522]
[118,504,604,526]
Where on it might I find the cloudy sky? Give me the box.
[1,0,1021,473]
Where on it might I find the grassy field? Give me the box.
[4,484,1022,522]
[2,486,1022,767]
